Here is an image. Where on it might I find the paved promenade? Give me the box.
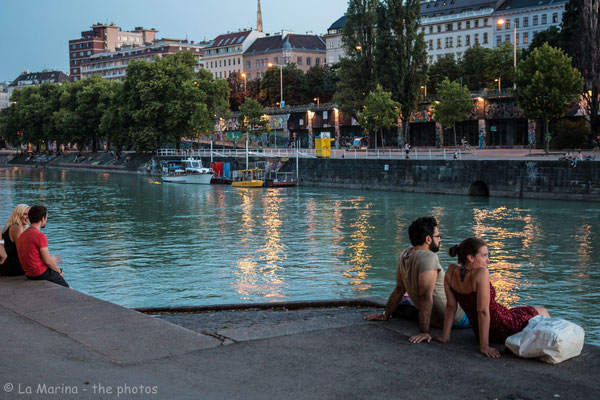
[1,277,599,399]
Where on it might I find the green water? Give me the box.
[1,167,599,344]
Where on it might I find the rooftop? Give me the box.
[244,33,325,56]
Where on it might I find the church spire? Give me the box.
[257,0,263,32]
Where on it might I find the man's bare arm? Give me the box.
[40,247,62,275]
[408,269,438,343]
[365,266,406,321]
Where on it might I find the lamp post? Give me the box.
[495,77,501,92]
[497,18,517,89]
[268,62,284,108]
[314,97,319,106]
[241,72,247,92]
[421,85,427,98]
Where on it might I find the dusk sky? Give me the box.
[0,0,349,82]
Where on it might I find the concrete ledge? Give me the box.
[0,277,220,364]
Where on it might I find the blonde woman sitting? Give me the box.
[1,204,30,276]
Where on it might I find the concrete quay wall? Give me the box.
[204,156,600,201]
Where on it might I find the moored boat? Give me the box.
[162,158,214,184]
[265,171,297,188]
[231,169,264,188]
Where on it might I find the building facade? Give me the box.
[203,30,266,79]
[69,24,157,81]
[420,1,500,63]
[493,0,568,49]
[324,16,347,65]
[80,40,204,81]
[243,32,326,80]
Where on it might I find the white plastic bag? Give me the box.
[505,316,585,364]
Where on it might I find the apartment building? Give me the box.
[243,31,326,80]
[324,16,347,65]
[420,1,501,63]
[80,40,205,82]
[493,0,567,49]
[69,24,157,80]
[203,30,266,79]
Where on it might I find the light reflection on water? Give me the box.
[1,167,599,345]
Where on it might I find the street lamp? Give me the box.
[268,62,284,108]
[497,18,517,89]
[495,78,501,92]
[314,97,319,105]
[241,72,247,92]
[421,85,427,98]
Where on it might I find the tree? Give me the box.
[305,65,339,104]
[379,0,428,144]
[425,54,461,98]
[119,52,217,151]
[357,85,401,148]
[227,72,246,111]
[460,45,493,91]
[432,78,475,147]
[514,44,584,153]
[524,26,563,57]
[239,97,269,142]
[484,42,517,89]
[334,0,378,117]
[261,63,309,107]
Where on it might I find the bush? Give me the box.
[550,118,590,149]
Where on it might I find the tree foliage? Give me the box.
[425,54,461,98]
[357,85,401,148]
[432,78,475,146]
[514,44,584,152]
[239,97,269,139]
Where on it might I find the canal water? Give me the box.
[1,167,599,344]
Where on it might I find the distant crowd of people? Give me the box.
[0,205,69,288]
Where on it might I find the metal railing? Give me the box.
[156,148,474,160]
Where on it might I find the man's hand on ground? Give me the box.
[432,336,448,343]
[408,333,432,343]
[364,313,388,321]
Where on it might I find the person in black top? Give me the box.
[0,204,30,276]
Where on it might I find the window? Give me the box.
[72,68,77,74]
[71,44,76,50]
[474,19,479,28]
[457,36,462,47]
[429,39,433,50]
[505,19,510,29]
[72,52,77,58]
[533,15,538,26]
[297,57,302,66]
[437,38,442,49]
[466,20,470,29]
[307,57,311,66]
[274,57,278,65]
[80,51,84,56]
[474,33,479,45]
[483,32,488,44]
[515,18,520,28]
[315,58,320,66]
[542,14,547,24]
[247,61,251,69]
[553,12,558,23]
[523,32,529,44]
[496,36,502,46]
[219,60,222,67]
[429,26,433,34]
[228,59,231,66]
[505,34,510,42]
[446,23,453,31]
[437,25,442,33]
[457,21,462,30]
[523,17,529,27]
[466,35,471,46]
[238,57,241,64]
[484,18,489,26]
[256,60,260,67]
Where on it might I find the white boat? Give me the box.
[162,158,214,184]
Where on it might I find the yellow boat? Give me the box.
[231,169,264,188]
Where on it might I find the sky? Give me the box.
[0,0,349,82]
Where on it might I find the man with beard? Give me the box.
[17,205,69,288]
[365,217,467,343]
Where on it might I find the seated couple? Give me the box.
[0,204,69,288]
[365,217,548,358]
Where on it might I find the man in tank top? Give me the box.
[365,217,468,343]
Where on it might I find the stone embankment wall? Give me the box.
[3,153,599,201]
[205,156,600,201]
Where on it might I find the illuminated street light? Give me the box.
[268,62,284,108]
[497,18,517,89]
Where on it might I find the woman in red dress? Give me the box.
[434,237,549,358]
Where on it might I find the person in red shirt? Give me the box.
[17,205,69,288]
